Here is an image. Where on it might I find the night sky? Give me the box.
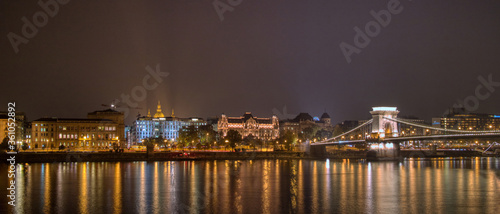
[1,0,500,125]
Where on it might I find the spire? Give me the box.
[147,109,151,117]
[154,100,165,118]
[171,108,175,118]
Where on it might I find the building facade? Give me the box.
[218,112,279,140]
[87,109,125,141]
[0,111,27,146]
[280,112,333,136]
[397,116,428,136]
[131,101,207,144]
[31,118,119,150]
[432,112,500,131]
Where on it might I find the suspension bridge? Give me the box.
[310,107,500,160]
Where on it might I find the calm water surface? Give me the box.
[1,158,499,213]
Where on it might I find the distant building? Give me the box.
[131,101,207,144]
[333,120,371,139]
[0,111,27,146]
[432,110,500,131]
[87,109,125,142]
[397,116,428,136]
[206,117,219,132]
[218,112,279,140]
[124,126,131,148]
[280,112,333,135]
[31,118,119,150]
[25,123,32,146]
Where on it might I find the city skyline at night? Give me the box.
[1,1,500,213]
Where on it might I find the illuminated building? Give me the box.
[31,118,119,150]
[432,111,500,131]
[280,112,333,136]
[397,116,428,136]
[131,101,207,144]
[333,120,371,139]
[0,111,27,146]
[87,109,125,142]
[218,112,279,140]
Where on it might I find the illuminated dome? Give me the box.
[154,101,165,118]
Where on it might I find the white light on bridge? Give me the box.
[372,107,398,112]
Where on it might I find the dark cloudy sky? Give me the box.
[1,0,500,125]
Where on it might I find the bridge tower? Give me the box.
[370,107,400,138]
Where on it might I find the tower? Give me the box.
[154,101,165,118]
[320,112,331,125]
[370,107,399,138]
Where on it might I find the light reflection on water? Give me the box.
[1,158,498,214]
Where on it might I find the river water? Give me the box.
[1,158,499,213]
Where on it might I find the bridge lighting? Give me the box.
[386,143,394,148]
[372,107,398,112]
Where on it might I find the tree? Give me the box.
[243,134,255,146]
[0,137,8,151]
[21,143,29,150]
[333,125,345,136]
[255,138,264,150]
[225,130,242,151]
[280,130,297,151]
[143,137,165,148]
[301,124,321,141]
[198,125,217,148]
[243,134,263,150]
[315,129,333,141]
[178,126,199,148]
